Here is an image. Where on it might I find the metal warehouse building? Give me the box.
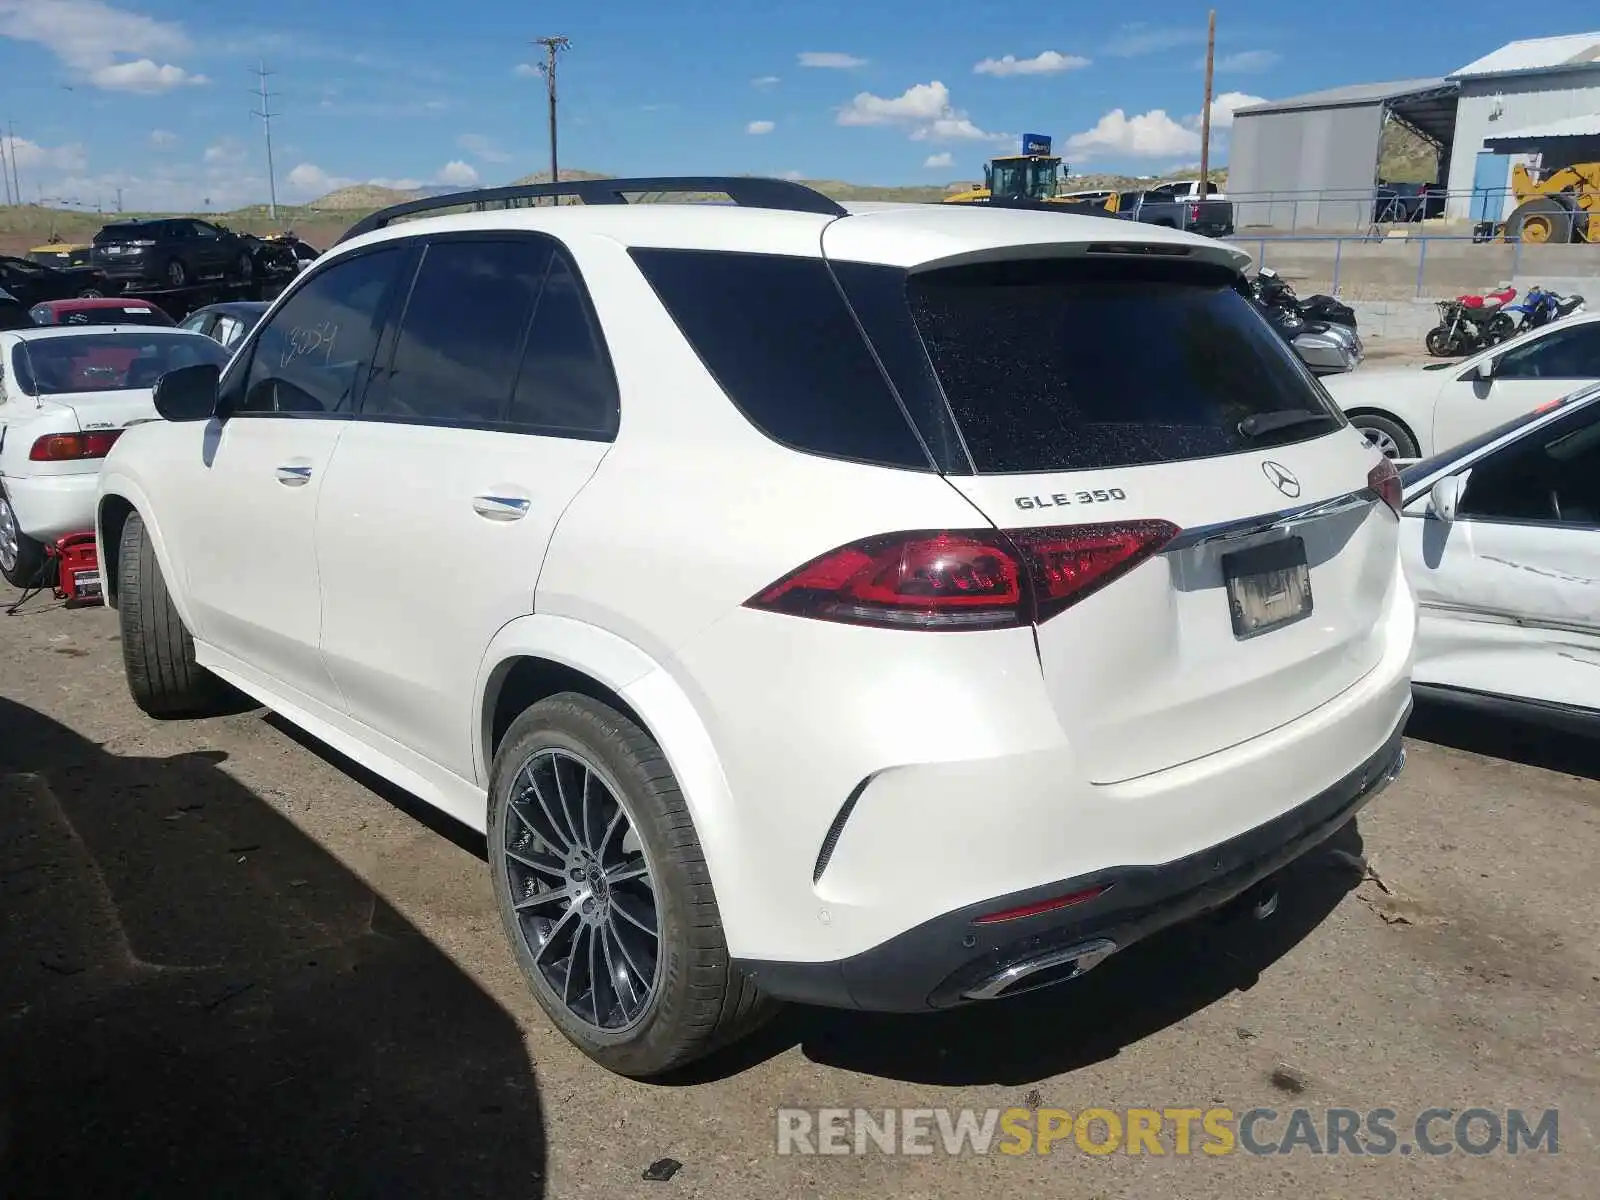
[1227,79,1460,229]
[1443,31,1600,222]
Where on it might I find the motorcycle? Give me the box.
[1244,278,1363,376]
[1505,285,1587,335]
[1253,267,1358,331]
[1425,283,1518,357]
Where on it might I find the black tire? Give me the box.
[487,693,775,1078]
[1487,313,1516,345]
[117,510,233,718]
[74,286,104,299]
[165,258,189,288]
[1350,413,1418,460]
[0,490,46,588]
[235,252,254,281]
[1424,327,1458,357]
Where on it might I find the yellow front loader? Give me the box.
[1501,161,1598,244]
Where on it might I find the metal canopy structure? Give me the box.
[1229,78,1460,228]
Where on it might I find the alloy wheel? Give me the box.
[1361,427,1401,458]
[502,748,661,1033]
[0,497,18,572]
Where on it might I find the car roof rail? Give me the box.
[337,176,849,244]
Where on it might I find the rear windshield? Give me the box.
[12,332,228,396]
[906,257,1341,473]
[36,304,174,328]
[94,224,156,243]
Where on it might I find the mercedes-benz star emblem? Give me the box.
[1261,460,1301,498]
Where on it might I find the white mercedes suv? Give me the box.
[95,178,1415,1078]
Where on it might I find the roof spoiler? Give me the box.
[337,176,850,244]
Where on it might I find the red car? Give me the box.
[28,297,175,327]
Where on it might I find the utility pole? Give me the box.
[116,186,123,213]
[1198,10,1217,193]
[252,61,280,220]
[0,124,12,207]
[532,36,570,197]
[7,120,21,206]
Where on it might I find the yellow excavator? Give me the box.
[1500,161,1598,244]
[943,134,1115,211]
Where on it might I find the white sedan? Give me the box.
[1326,310,1600,460]
[0,325,229,586]
[1398,381,1600,727]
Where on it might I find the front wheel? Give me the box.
[235,252,254,281]
[117,510,235,718]
[1351,414,1418,460]
[165,258,189,288]
[487,693,775,1079]
[1424,326,1459,357]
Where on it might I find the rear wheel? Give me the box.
[0,492,46,588]
[165,258,189,288]
[235,252,254,281]
[118,510,234,718]
[487,693,775,1079]
[1350,413,1417,460]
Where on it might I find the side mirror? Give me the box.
[153,362,221,422]
[1475,356,1495,381]
[1429,475,1465,523]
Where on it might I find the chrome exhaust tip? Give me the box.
[960,938,1118,1002]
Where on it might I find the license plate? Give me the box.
[1222,536,1312,640]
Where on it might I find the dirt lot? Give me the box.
[1,587,1596,1198]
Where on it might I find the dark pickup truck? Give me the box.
[1112,182,1234,238]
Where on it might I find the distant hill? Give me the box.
[311,184,419,210]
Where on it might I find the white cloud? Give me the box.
[779,169,804,180]
[838,81,1010,145]
[456,133,511,164]
[435,160,478,186]
[3,135,88,173]
[974,51,1091,77]
[1207,91,1268,128]
[285,163,353,195]
[0,0,209,93]
[202,137,246,165]
[745,119,775,135]
[1102,24,1207,57]
[367,176,423,191]
[149,129,178,149]
[89,59,207,92]
[513,62,540,78]
[1066,108,1200,158]
[799,51,867,69]
[751,75,780,87]
[837,80,951,126]
[1206,50,1280,73]
[923,152,954,169]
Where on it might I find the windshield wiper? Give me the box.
[1238,410,1339,439]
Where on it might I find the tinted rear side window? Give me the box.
[371,237,551,426]
[907,257,1338,473]
[628,248,930,470]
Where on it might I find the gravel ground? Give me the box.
[1,587,1595,1199]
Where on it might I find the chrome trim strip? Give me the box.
[1163,487,1375,553]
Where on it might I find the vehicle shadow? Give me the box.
[0,697,546,1199]
[1406,695,1600,780]
[681,822,1367,1087]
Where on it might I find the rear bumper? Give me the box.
[737,708,1408,1011]
[2,473,98,543]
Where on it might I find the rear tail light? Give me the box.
[744,520,1179,631]
[1188,202,1201,223]
[1368,456,1402,517]
[29,430,124,461]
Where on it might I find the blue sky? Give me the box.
[0,1,1581,211]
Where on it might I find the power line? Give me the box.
[531,36,570,198]
[252,60,280,220]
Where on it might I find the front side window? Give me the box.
[238,246,405,415]
[1459,403,1600,526]
[1494,323,1600,380]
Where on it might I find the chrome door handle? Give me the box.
[276,465,313,486]
[472,495,531,521]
